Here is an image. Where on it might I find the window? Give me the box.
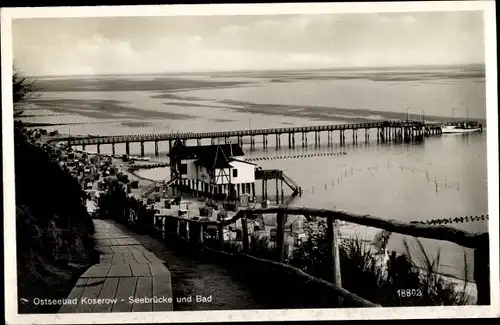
[180,163,188,175]
[232,168,238,178]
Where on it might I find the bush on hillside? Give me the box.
[96,181,155,234]
[288,220,471,306]
[14,126,98,313]
[249,235,290,262]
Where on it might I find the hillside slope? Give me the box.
[14,125,98,313]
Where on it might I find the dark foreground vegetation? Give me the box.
[96,180,155,234]
[15,124,99,313]
[215,223,471,307]
[13,69,98,313]
[97,177,472,308]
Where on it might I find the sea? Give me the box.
[19,65,489,282]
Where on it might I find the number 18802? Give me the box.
[397,289,423,298]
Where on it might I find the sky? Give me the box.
[12,11,485,76]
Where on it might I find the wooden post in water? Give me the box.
[140,141,145,157]
[474,234,490,305]
[241,214,250,253]
[281,180,284,203]
[276,178,279,204]
[276,211,286,263]
[327,217,342,287]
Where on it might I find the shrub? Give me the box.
[250,234,290,262]
[96,181,155,234]
[14,125,97,313]
[285,221,471,307]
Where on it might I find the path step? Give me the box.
[59,219,173,313]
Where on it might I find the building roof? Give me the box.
[230,158,257,166]
[169,140,245,161]
[195,145,233,169]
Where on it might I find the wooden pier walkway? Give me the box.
[59,219,173,313]
[67,120,443,157]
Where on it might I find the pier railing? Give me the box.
[67,120,441,146]
[140,175,177,198]
[128,163,169,171]
[143,205,489,307]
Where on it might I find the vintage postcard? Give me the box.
[2,1,499,324]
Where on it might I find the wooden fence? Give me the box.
[133,205,490,307]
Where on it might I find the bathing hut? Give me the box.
[168,139,257,200]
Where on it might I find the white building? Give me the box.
[168,139,257,199]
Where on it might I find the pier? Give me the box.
[68,120,443,157]
[128,162,169,172]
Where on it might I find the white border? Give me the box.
[2,1,498,323]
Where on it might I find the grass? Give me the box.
[197,220,472,306]
[402,237,471,306]
[249,235,290,262]
[279,220,471,306]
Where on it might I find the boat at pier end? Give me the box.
[441,121,483,134]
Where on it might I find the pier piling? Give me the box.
[69,120,448,155]
[276,178,279,204]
